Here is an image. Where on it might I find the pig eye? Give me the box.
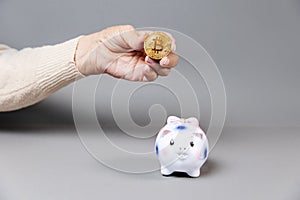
[190,141,194,147]
[170,139,174,145]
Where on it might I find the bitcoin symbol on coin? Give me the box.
[144,32,172,60]
[152,37,163,53]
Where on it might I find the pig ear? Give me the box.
[160,129,171,138]
[185,117,199,126]
[194,133,203,139]
[167,116,181,124]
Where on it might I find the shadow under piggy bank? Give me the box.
[162,158,218,178]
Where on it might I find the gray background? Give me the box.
[1,0,300,200]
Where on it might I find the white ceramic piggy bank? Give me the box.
[155,116,209,177]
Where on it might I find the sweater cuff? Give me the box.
[36,36,85,95]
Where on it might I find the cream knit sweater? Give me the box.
[0,37,84,112]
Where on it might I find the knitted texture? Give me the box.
[0,37,84,112]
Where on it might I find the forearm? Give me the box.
[0,37,84,112]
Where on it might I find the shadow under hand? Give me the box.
[0,101,76,132]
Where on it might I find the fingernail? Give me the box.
[161,57,169,66]
[172,43,176,52]
[145,56,150,63]
[145,56,154,64]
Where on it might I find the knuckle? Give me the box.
[147,71,158,81]
[169,54,179,67]
[123,25,135,31]
[174,54,179,62]
[161,69,170,76]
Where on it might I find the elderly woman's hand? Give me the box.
[75,25,178,81]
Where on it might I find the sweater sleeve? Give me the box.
[0,37,85,112]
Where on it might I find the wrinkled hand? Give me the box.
[75,25,178,81]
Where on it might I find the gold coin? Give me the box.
[144,32,172,60]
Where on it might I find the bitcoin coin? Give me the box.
[144,32,172,60]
